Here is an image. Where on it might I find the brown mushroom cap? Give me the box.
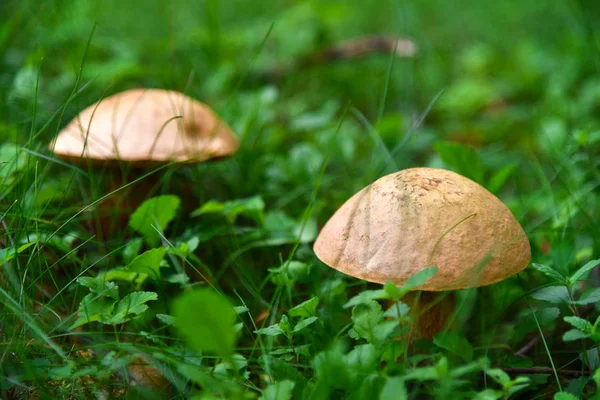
[49,88,239,166]
[313,168,531,291]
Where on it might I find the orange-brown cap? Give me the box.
[313,168,531,291]
[49,88,239,166]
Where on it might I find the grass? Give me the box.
[1,0,600,398]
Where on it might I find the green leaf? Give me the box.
[129,195,181,246]
[530,286,570,304]
[379,376,407,400]
[106,291,158,324]
[173,289,238,357]
[255,324,285,337]
[288,296,319,317]
[571,288,600,305]
[77,277,119,299]
[344,289,389,308]
[156,313,175,325]
[0,240,38,264]
[260,380,295,400]
[126,247,167,279]
[554,393,579,400]
[349,300,384,344]
[433,332,474,362]
[485,368,510,385]
[562,329,589,342]
[531,263,566,284]
[434,141,484,184]
[564,316,593,332]
[473,389,503,400]
[403,267,439,290]
[487,164,517,194]
[191,195,265,224]
[293,317,318,333]
[122,238,143,264]
[568,259,600,286]
[70,293,117,329]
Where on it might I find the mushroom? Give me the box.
[313,167,530,339]
[49,88,239,237]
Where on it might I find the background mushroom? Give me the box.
[313,167,531,339]
[49,88,239,238]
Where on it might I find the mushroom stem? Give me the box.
[402,290,456,341]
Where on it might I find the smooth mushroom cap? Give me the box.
[313,168,531,291]
[49,88,239,166]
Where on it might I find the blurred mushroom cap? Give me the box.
[313,168,530,291]
[50,88,239,166]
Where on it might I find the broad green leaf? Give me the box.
[349,300,384,344]
[564,316,593,332]
[288,296,319,317]
[562,330,589,342]
[344,289,389,308]
[106,291,158,324]
[531,263,566,284]
[433,332,474,362]
[568,259,600,286]
[571,288,600,305]
[345,344,380,377]
[70,293,117,329]
[434,141,484,184]
[530,286,570,304]
[126,247,167,279]
[485,368,510,385]
[259,380,295,400]
[379,376,407,400]
[122,238,143,264]
[293,317,318,333]
[173,289,238,357]
[383,301,411,319]
[129,195,181,246]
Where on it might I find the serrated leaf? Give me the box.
[568,259,600,286]
[288,296,319,317]
[530,286,570,304]
[351,300,384,344]
[571,288,600,305]
[126,247,167,279]
[106,291,158,324]
[531,263,566,284]
[129,195,181,246]
[254,324,285,337]
[77,277,119,299]
[564,316,593,332]
[344,289,389,308]
[173,289,238,357]
[293,317,318,333]
[70,293,117,329]
[433,332,474,362]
